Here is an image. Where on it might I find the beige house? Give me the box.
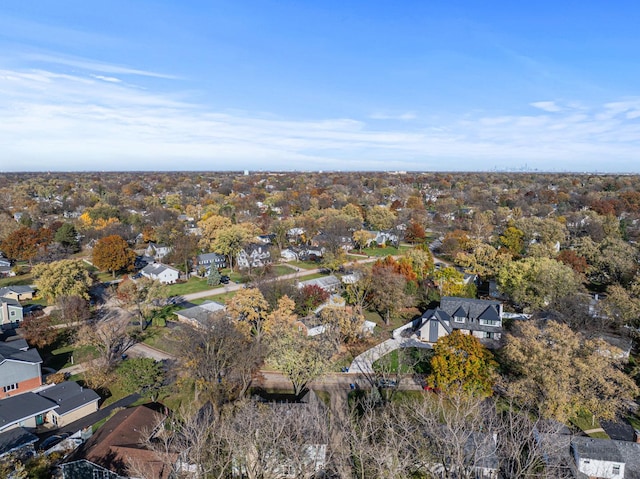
[38,382,100,428]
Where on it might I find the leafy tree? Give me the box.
[365,205,397,231]
[21,315,58,349]
[212,224,253,271]
[116,277,168,330]
[497,257,583,312]
[403,246,435,280]
[0,212,18,243]
[499,225,525,257]
[227,287,269,339]
[502,320,639,423]
[369,266,411,325]
[268,328,331,396]
[176,313,263,403]
[455,243,511,278]
[428,330,497,397]
[54,222,80,252]
[404,220,427,244]
[197,214,233,251]
[433,266,475,298]
[352,229,376,252]
[116,357,165,399]
[295,284,330,316]
[32,259,93,302]
[441,229,472,257]
[92,234,136,278]
[263,295,297,337]
[207,267,221,286]
[1,226,51,264]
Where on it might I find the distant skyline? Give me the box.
[2,1,640,172]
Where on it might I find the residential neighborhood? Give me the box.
[1,170,640,478]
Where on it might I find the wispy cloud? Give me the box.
[369,111,418,121]
[25,53,179,80]
[530,101,563,112]
[0,67,639,172]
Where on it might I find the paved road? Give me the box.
[128,342,173,361]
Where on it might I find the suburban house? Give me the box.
[237,244,271,269]
[195,252,227,274]
[280,248,298,261]
[0,339,42,397]
[414,297,504,344]
[174,300,226,327]
[0,393,58,433]
[61,404,170,479]
[37,381,100,428]
[0,285,34,302]
[0,297,24,329]
[366,230,399,247]
[145,242,172,261]
[297,275,342,293]
[140,263,180,284]
[537,432,640,478]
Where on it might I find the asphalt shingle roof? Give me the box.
[0,393,58,431]
[37,381,100,415]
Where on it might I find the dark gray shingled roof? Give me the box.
[0,393,58,431]
[440,297,501,319]
[0,426,38,456]
[571,436,640,478]
[0,341,42,364]
[37,381,100,415]
[0,285,35,297]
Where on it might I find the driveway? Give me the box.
[349,337,432,374]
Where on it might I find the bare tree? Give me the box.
[75,312,135,369]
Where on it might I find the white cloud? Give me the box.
[369,111,417,121]
[91,74,122,83]
[530,101,562,113]
[0,67,639,172]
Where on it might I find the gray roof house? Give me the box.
[0,339,42,397]
[37,381,100,428]
[0,393,58,432]
[0,285,35,301]
[297,275,342,293]
[195,252,227,272]
[571,436,640,479]
[140,263,180,284]
[414,297,503,344]
[0,297,23,329]
[175,300,226,327]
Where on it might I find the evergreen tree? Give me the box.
[207,267,221,286]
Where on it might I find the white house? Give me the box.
[145,242,172,261]
[140,263,180,284]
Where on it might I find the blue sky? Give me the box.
[1,1,640,172]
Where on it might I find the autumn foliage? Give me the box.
[92,234,136,277]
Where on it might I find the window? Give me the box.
[479,319,500,326]
[613,465,621,474]
[3,383,18,393]
[454,316,465,323]
[10,310,15,316]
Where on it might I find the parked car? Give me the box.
[220,275,230,284]
[39,433,69,451]
[377,379,397,388]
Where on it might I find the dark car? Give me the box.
[39,433,69,451]
[220,275,230,284]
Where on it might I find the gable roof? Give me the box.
[0,393,58,431]
[175,301,225,326]
[141,263,179,276]
[37,381,100,415]
[0,286,34,297]
[0,297,21,308]
[0,340,42,364]
[478,306,501,322]
[68,404,169,478]
[440,297,502,321]
[418,309,453,334]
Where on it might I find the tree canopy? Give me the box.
[92,234,136,277]
[428,330,497,397]
[32,259,93,302]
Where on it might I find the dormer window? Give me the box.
[454,316,465,323]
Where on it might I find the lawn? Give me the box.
[272,264,297,276]
[289,260,321,270]
[167,277,217,296]
[142,323,183,356]
[0,273,33,287]
[373,348,433,374]
[353,245,411,257]
[570,409,610,439]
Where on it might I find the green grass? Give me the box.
[290,260,321,270]
[373,348,433,374]
[353,245,411,257]
[142,324,182,355]
[298,272,328,281]
[0,273,33,287]
[570,409,610,439]
[627,413,640,431]
[272,264,297,276]
[167,277,216,296]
